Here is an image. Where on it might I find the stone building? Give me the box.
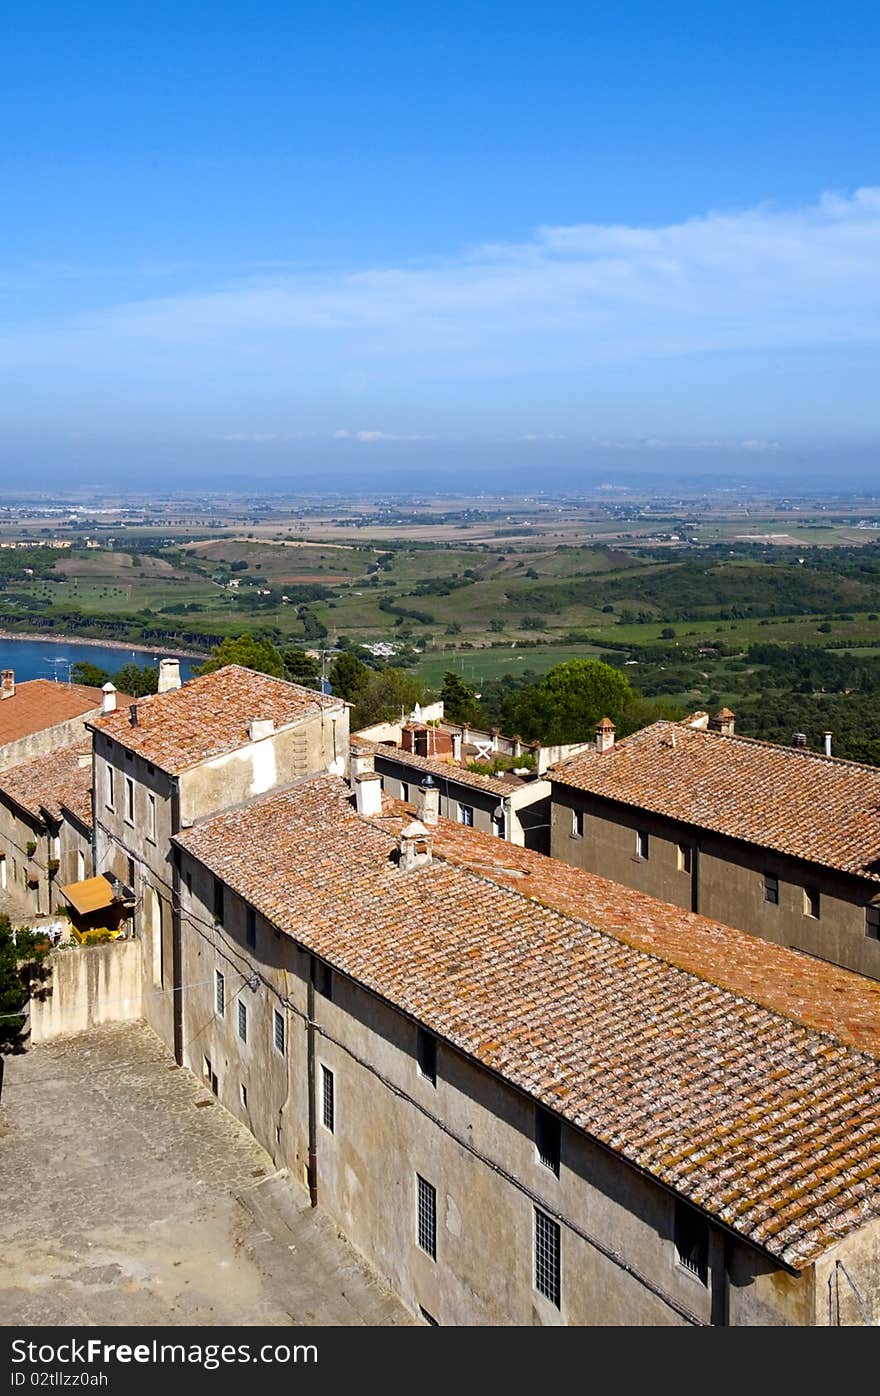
[82,662,348,1052]
[352,712,589,851]
[0,743,93,918]
[0,671,118,772]
[550,710,880,980]
[168,767,880,1326]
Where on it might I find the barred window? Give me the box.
[674,1201,708,1283]
[273,1009,285,1055]
[237,999,247,1043]
[215,970,225,1016]
[416,1175,437,1260]
[321,1065,335,1132]
[535,1108,560,1176]
[534,1208,560,1307]
[417,1028,437,1084]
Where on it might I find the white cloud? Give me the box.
[4,188,880,438]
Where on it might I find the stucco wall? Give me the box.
[29,940,142,1042]
[0,710,98,772]
[174,851,828,1326]
[550,788,880,979]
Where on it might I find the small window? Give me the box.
[76,849,85,880]
[674,1201,708,1284]
[237,999,248,1043]
[215,970,225,1016]
[535,1107,561,1176]
[213,876,224,926]
[677,844,692,874]
[867,906,880,941]
[240,1082,248,1109]
[147,793,156,841]
[246,905,256,949]
[804,886,820,920]
[321,1065,335,1132]
[400,781,410,804]
[106,766,115,810]
[534,1208,560,1307]
[416,1175,437,1260]
[124,777,134,824]
[311,957,332,999]
[571,809,584,839]
[273,1008,285,1055]
[763,873,779,905]
[636,829,649,860]
[127,857,135,888]
[417,1028,437,1084]
[457,803,474,827]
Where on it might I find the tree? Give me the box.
[283,648,322,687]
[439,672,483,726]
[195,632,285,678]
[71,661,110,688]
[329,651,370,704]
[113,662,159,697]
[352,669,430,731]
[0,915,50,1096]
[502,658,634,744]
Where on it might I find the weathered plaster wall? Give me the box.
[29,940,142,1042]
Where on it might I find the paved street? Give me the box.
[0,1022,411,1326]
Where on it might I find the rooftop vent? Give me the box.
[596,717,616,754]
[157,658,182,694]
[792,732,807,747]
[709,707,736,737]
[398,819,433,872]
[101,682,117,715]
[1,669,14,700]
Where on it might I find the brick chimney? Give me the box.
[710,707,736,737]
[596,717,616,754]
[1,669,14,700]
[101,682,117,714]
[415,775,439,827]
[157,658,182,693]
[354,771,383,818]
[398,819,432,871]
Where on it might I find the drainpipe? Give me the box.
[691,840,700,916]
[170,776,184,1066]
[307,971,318,1207]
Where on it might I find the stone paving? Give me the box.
[0,1021,411,1326]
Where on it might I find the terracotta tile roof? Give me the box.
[0,743,93,828]
[88,665,344,774]
[551,720,880,882]
[355,737,520,798]
[0,680,107,747]
[174,776,880,1271]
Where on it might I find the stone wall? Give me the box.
[29,941,142,1043]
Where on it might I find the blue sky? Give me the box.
[2,1,880,487]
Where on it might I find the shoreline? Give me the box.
[0,630,205,662]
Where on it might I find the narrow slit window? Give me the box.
[215,969,225,1016]
[535,1108,561,1176]
[674,1201,708,1284]
[534,1208,560,1307]
[417,1028,437,1084]
[273,1008,285,1056]
[416,1175,437,1260]
[763,873,779,905]
[237,999,247,1043]
[321,1065,335,1132]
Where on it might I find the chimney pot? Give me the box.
[416,775,439,827]
[101,682,117,714]
[398,818,433,871]
[710,707,736,737]
[354,771,383,818]
[0,669,14,699]
[596,717,616,754]
[129,703,139,727]
[350,746,376,780]
[248,717,275,741]
[824,731,833,758]
[157,658,182,693]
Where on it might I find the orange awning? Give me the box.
[59,874,118,916]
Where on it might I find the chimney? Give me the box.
[451,731,463,763]
[398,819,433,871]
[792,732,807,747]
[0,669,14,700]
[129,703,139,727]
[248,718,275,741]
[596,717,616,754]
[350,746,375,780]
[101,682,117,714]
[77,754,91,769]
[415,775,439,827]
[710,707,736,737]
[157,658,182,694]
[354,771,383,818]
[686,711,710,730]
[824,731,833,758]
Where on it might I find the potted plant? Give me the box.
[25,841,37,859]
